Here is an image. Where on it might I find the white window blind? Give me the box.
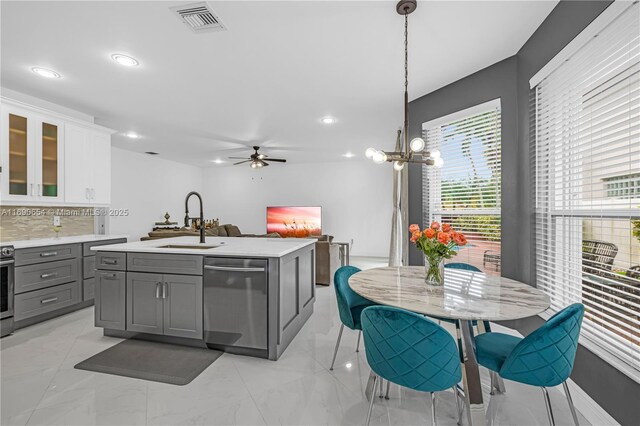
[533,2,640,379]
[422,99,501,274]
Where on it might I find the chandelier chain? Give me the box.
[404,10,408,93]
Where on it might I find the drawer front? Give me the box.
[127,253,203,275]
[15,258,80,294]
[95,252,126,271]
[15,244,81,267]
[83,278,95,301]
[14,281,81,321]
[83,239,127,257]
[83,256,96,279]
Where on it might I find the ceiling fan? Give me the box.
[229,146,287,169]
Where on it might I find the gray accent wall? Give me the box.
[409,1,640,424]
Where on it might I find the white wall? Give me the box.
[202,161,392,257]
[109,147,203,241]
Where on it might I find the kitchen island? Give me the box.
[92,236,316,360]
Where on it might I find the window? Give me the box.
[422,99,501,274]
[533,3,639,379]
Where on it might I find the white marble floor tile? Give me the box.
[1,271,592,426]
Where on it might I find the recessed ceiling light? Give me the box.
[31,67,61,79]
[212,159,224,164]
[343,152,355,158]
[321,116,335,125]
[111,54,139,67]
[124,131,140,139]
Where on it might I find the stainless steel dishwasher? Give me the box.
[203,257,268,355]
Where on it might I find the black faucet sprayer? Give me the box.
[184,191,206,244]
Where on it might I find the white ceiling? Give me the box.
[1,1,557,167]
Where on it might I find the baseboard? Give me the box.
[560,378,620,426]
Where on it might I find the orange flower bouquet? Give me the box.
[409,222,468,285]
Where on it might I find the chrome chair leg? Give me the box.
[366,375,378,426]
[379,377,384,398]
[452,386,462,426]
[562,382,580,426]
[489,371,505,395]
[385,380,390,399]
[329,324,344,371]
[356,330,361,353]
[430,392,437,426]
[542,387,556,426]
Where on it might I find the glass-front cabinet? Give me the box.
[1,105,64,202]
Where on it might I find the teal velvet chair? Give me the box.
[329,266,377,371]
[361,306,462,426]
[475,303,585,426]
[444,262,482,272]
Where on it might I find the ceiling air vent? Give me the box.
[170,2,226,34]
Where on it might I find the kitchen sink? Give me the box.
[157,244,220,250]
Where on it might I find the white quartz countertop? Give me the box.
[90,236,316,258]
[6,234,129,249]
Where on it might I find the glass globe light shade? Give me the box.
[372,150,387,164]
[409,137,425,152]
[393,161,405,171]
[250,162,259,169]
[434,157,444,168]
[430,149,441,160]
[365,147,377,159]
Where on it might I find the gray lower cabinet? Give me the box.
[95,270,126,330]
[83,278,95,301]
[163,274,203,339]
[126,272,202,339]
[127,272,164,335]
[14,281,81,321]
[15,258,80,294]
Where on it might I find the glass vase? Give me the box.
[424,255,445,286]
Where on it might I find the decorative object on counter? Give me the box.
[52,225,62,238]
[364,0,443,171]
[155,212,178,226]
[409,222,467,285]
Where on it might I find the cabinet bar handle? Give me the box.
[103,259,118,265]
[156,282,162,299]
[101,273,118,279]
[40,252,58,257]
[204,265,265,272]
[40,272,58,279]
[30,183,34,196]
[163,282,168,299]
[41,297,58,304]
[0,260,15,266]
[38,184,42,196]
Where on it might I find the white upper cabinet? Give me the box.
[1,104,65,203]
[0,99,114,206]
[64,124,111,205]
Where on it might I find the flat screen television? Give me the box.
[266,206,322,238]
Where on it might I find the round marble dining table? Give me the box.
[349,266,550,426]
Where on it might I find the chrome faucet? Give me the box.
[184,191,205,244]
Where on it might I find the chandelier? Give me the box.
[365,0,443,171]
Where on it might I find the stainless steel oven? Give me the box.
[1,245,15,337]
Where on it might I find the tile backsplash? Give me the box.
[0,206,95,241]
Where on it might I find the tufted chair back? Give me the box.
[361,306,462,393]
[333,266,371,330]
[500,303,584,387]
[444,262,481,272]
